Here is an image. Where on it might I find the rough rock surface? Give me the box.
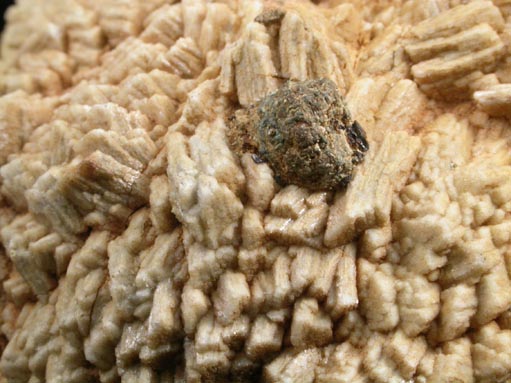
[227,78,369,191]
[1,1,511,382]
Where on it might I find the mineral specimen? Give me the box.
[1,1,511,383]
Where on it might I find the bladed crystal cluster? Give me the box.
[0,1,510,383]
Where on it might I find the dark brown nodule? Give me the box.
[228,78,369,191]
[254,8,286,25]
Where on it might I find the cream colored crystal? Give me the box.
[1,0,511,382]
[405,2,505,100]
[474,84,511,117]
[324,131,421,247]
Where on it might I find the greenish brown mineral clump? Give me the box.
[228,78,369,190]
